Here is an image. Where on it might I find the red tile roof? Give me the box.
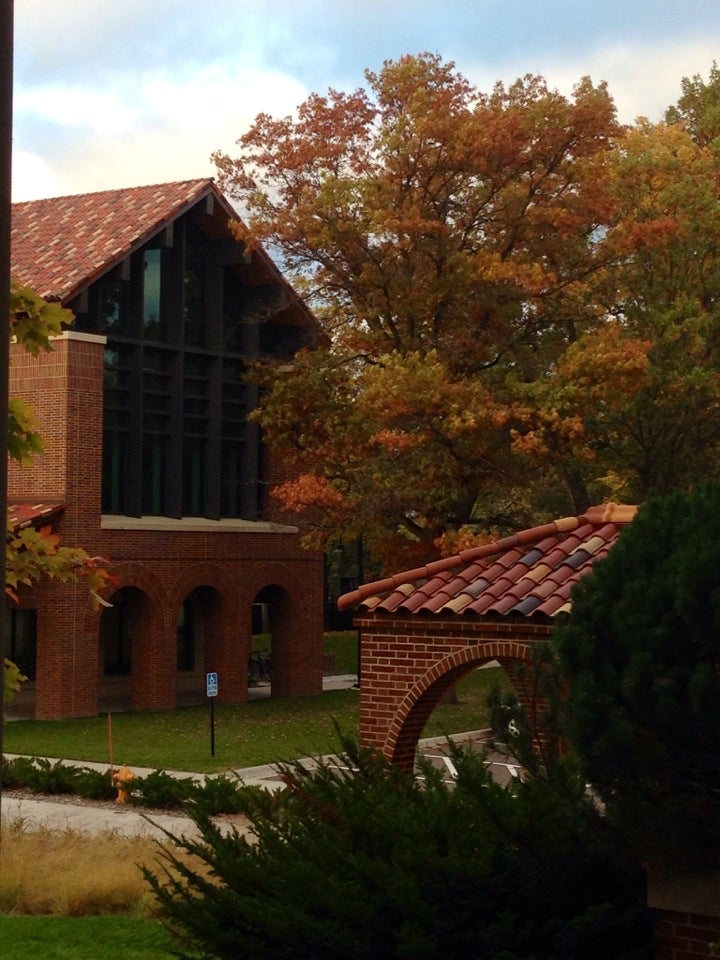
[8,501,66,530]
[338,503,638,619]
[11,178,224,302]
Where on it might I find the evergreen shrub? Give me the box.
[555,482,720,870]
[145,737,651,960]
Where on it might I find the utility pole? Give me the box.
[0,0,15,832]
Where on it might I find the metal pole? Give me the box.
[0,0,14,832]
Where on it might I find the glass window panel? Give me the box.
[182,439,205,515]
[221,441,242,516]
[142,437,167,514]
[102,430,127,513]
[222,358,245,380]
[143,248,164,339]
[223,271,244,350]
[103,410,130,429]
[144,394,169,412]
[185,354,212,377]
[143,349,171,373]
[99,279,126,333]
[184,262,205,347]
[184,398,207,417]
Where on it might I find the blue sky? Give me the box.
[11,0,720,200]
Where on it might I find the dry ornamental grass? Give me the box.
[0,819,197,917]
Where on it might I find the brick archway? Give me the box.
[341,506,638,772]
[94,562,172,713]
[357,616,552,771]
[384,640,535,771]
[169,564,244,704]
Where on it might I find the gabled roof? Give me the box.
[338,503,638,619]
[10,179,320,341]
[12,179,219,303]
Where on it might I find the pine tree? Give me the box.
[555,481,720,870]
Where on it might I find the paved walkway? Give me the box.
[0,675,515,838]
[1,675,359,839]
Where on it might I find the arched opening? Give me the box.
[99,586,154,712]
[176,585,221,705]
[249,583,296,698]
[384,646,530,773]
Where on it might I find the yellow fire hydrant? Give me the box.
[112,766,135,804]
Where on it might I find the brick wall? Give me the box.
[653,910,720,959]
[8,333,324,719]
[356,613,552,771]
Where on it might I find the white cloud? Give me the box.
[11,151,60,202]
[142,65,307,132]
[11,1,720,201]
[464,37,720,125]
[15,86,140,134]
[11,64,309,199]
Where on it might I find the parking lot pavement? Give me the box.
[418,731,524,786]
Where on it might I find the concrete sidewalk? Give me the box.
[0,677,510,838]
[1,674,359,839]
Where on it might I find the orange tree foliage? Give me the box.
[215,54,720,570]
[4,285,115,700]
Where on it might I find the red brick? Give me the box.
[9,334,324,719]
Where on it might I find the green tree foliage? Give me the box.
[146,738,651,959]
[555,482,720,871]
[665,61,720,146]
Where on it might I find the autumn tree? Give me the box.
[3,285,114,702]
[513,110,720,506]
[214,54,625,567]
[665,60,720,146]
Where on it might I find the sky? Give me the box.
[11,0,720,202]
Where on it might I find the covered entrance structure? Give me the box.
[338,503,637,772]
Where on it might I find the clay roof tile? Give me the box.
[339,502,638,619]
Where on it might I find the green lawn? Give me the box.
[4,667,505,774]
[254,630,360,675]
[0,916,182,960]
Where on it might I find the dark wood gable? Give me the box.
[68,191,317,520]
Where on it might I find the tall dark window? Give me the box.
[10,609,37,681]
[99,277,127,333]
[222,270,244,349]
[182,354,211,515]
[102,345,134,514]
[88,207,307,519]
[184,244,205,347]
[141,348,172,515]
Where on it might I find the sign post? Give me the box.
[206,672,218,757]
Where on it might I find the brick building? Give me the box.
[9,178,325,719]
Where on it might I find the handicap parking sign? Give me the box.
[206,672,219,697]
